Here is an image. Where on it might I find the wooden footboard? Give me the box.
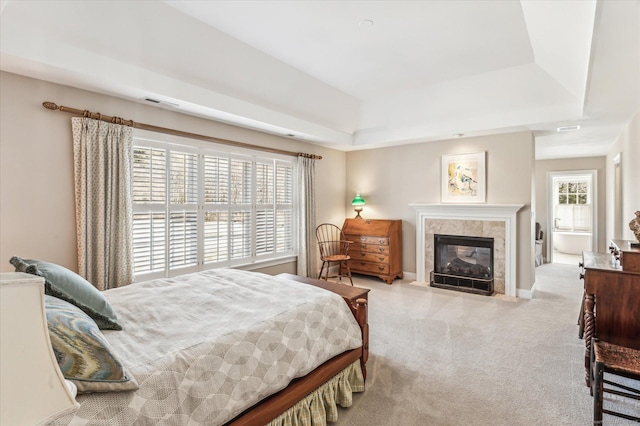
[226,273,370,426]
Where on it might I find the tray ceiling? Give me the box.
[1,0,638,159]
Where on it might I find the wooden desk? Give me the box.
[580,252,640,386]
[342,218,403,284]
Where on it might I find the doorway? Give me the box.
[548,171,598,265]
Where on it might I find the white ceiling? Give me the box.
[1,0,638,159]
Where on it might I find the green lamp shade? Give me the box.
[352,194,365,206]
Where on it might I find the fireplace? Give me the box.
[431,234,494,296]
[410,203,523,297]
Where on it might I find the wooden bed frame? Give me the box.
[227,273,370,425]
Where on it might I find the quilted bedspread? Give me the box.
[50,269,363,425]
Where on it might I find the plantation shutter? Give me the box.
[256,161,275,256]
[132,137,296,279]
[229,158,252,260]
[275,162,293,253]
[168,150,198,270]
[203,155,230,264]
[132,146,167,275]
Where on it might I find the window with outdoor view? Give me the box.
[553,176,591,232]
[132,138,295,280]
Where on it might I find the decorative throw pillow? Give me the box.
[44,295,139,394]
[9,256,122,330]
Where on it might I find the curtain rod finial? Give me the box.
[42,102,59,111]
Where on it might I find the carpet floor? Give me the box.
[331,262,638,425]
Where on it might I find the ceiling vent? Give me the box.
[556,124,581,133]
[142,97,179,108]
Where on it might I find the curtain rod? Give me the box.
[42,102,322,160]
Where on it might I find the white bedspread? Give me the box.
[51,269,363,425]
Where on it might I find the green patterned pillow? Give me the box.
[10,256,122,330]
[45,295,138,394]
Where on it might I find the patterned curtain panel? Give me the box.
[71,117,133,290]
[296,156,317,278]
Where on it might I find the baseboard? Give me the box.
[403,271,417,281]
[516,282,537,299]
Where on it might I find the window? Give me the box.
[132,138,295,280]
[553,176,591,232]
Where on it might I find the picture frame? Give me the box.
[441,151,486,203]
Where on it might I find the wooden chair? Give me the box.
[591,340,640,424]
[583,269,640,424]
[315,223,353,286]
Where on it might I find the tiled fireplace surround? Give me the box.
[410,204,523,297]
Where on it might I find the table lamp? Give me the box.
[352,193,365,219]
[1,272,80,425]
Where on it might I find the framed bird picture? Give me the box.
[441,152,486,203]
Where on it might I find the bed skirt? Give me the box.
[267,360,364,426]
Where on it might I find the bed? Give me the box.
[41,268,370,426]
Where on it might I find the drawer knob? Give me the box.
[379,257,385,261]
[579,273,585,280]
[378,248,384,252]
[361,252,366,256]
[379,239,385,244]
[378,266,384,271]
[360,262,366,266]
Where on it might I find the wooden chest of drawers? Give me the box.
[579,251,640,385]
[342,218,403,284]
[610,239,640,272]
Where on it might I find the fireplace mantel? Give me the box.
[410,203,523,297]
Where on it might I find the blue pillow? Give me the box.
[10,256,122,330]
[45,295,138,394]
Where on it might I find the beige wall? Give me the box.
[346,131,536,292]
[0,71,347,273]
[534,156,607,260]
[5,69,633,292]
[606,111,640,243]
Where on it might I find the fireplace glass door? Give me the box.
[432,234,494,295]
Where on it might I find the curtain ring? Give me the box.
[83,110,89,118]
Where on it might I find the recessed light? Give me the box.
[286,133,295,137]
[454,133,464,138]
[556,125,581,133]
[359,19,374,28]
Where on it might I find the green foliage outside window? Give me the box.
[557,180,588,205]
